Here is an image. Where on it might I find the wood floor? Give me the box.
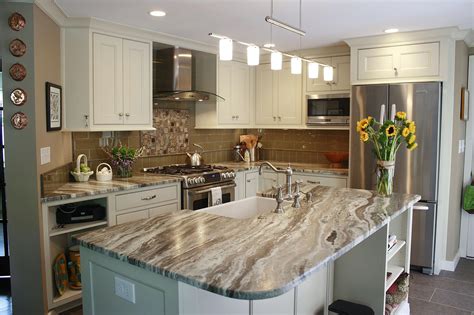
[410,258,474,314]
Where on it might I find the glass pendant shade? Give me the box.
[247,46,260,66]
[323,66,334,81]
[271,51,282,70]
[308,62,319,79]
[291,57,302,74]
[219,38,233,61]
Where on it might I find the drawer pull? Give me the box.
[413,205,429,211]
[141,195,157,201]
[307,181,321,184]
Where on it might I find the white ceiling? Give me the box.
[55,0,474,51]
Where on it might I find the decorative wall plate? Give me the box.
[9,63,26,81]
[9,39,26,57]
[10,88,27,106]
[8,12,26,31]
[11,112,28,130]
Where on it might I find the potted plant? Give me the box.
[356,105,418,196]
[103,145,144,178]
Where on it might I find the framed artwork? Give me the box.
[46,82,62,131]
[461,87,470,121]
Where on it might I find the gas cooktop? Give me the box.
[143,164,236,188]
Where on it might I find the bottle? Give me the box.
[244,150,251,163]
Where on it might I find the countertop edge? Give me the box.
[77,195,420,300]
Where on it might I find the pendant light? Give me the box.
[219,38,233,61]
[308,62,319,79]
[247,45,260,66]
[323,66,333,81]
[271,51,282,70]
[291,56,302,74]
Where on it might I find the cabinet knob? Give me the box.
[278,116,282,121]
[232,115,236,119]
[236,115,239,119]
[84,115,89,127]
[118,113,124,117]
[273,116,276,121]
[125,113,130,117]
[332,82,336,85]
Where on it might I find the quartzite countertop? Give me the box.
[216,161,348,176]
[75,185,420,300]
[41,174,181,203]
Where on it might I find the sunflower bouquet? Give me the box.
[356,106,418,196]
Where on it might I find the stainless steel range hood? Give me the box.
[153,47,224,102]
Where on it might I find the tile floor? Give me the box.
[410,258,474,314]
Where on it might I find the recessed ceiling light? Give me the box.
[149,10,166,17]
[384,28,399,34]
[263,43,275,48]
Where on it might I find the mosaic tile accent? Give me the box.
[141,108,190,156]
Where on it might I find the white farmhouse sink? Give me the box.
[198,196,278,219]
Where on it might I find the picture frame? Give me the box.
[46,82,62,131]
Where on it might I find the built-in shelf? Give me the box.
[385,265,404,291]
[387,240,406,262]
[52,288,81,308]
[49,220,108,237]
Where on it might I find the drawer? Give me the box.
[149,202,179,218]
[116,209,149,224]
[116,185,178,212]
[293,174,347,188]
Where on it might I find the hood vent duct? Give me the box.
[153,47,224,102]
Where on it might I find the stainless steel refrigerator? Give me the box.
[350,82,441,274]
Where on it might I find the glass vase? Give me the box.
[376,160,395,197]
[117,163,133,178]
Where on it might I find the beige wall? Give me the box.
[446,40,469,260]
[34,5,72,175]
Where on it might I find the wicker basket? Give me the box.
[70,154,94,182]
[96,163,113,182]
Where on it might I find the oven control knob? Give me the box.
[222,173,227,179]
[199,176,205,183]
[188,178,195,185]
[230,172,235,178]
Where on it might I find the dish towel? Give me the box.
[210,187,222,206]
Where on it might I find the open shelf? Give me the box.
[387,240,406,262]
[52,288,81,308]
[50,220,108,237]
[385,265,404,291]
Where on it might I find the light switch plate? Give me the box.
[114,276,136,303]
[40,147,51,165]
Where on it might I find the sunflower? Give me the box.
[408,142,418,151]
[408,121,416,134]
[356,121,362,132]
[385,124,397,137]
[368,116,374,124]
[408,134,416,144]
[396,111,407,120]
[402,127,410,137]
[360,118,369,129]
[360,131,369,142]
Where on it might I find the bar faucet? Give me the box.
[259,161,293,200]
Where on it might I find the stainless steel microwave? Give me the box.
[306,93,350,126]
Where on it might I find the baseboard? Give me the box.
[439,249,462,272]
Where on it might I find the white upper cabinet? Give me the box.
[357,42,439,81]
[64,29,153,131]
[305,56,350,93]
[256,62,302,127]
[217,61,251,125]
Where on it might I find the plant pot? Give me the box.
[376,160,395,197]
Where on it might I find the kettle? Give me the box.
[186,143,204,166]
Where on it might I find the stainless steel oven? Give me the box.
[183,182,236,210]
[307,93,350,126]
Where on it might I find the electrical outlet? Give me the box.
[114,276,136,303]
[40,147,51,165]
[459,140,466,153]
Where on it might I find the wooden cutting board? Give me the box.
[240,134,258,149]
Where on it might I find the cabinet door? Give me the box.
[231,62,251,124]
[148,202,179,217]
[245,171,259,198]
[234,172,246,201]
[305,57,332,93]
[276,62,302,125]
[123,39,151,125]
[255,64,277,125]
[93,33,124,125]
[332,55,351,91]
[258,171,279,192]
[358,46,397,80]
[217,62,234,124]
[116,209,149,224]
[397,42,439,78]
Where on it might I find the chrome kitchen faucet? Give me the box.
[259,161,293,200]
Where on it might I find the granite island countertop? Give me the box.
[41,174,181,203]
[75,185,420,300]
[216,161,348,176]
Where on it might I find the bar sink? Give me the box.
[198,196,281,219]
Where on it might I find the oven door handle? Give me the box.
[191,183,236,195]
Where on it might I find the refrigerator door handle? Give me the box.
[413,205,430,211]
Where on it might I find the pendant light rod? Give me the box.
[264,16,306,36]
[208,33,334,68]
